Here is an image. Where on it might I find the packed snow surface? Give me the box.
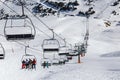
[0,0,120,80]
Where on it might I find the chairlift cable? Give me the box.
[23,5,71,45]
[16,0,71,45]
[24,5,51,30]
[12,41,42,52]
[0,34,41,52]
[34,26,51,38]
[0,1,51,38]
[0,1,53,51]
[0,0,19,15]
[0,0,72,48]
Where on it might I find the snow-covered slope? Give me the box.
[0,0,120,80]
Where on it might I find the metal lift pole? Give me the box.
[50,29,54,39]
[25,45,29,56]
[63,38,66,47]
[19,0,25,16]
[78,45,81,63]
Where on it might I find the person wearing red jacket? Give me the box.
[32,59,36,69]
[22,60,26,69]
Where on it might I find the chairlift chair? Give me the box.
[67,55,72,60]
[63,56,69,62]
[52,58,60,65]
[59,46,69,56]
[0,43,5,59]
[42,28,61,65]
[74,44,78,52]
[22,45,36,61]
[4,15,36,41]
[59,46,70,62]
[67,45,78,56]
[81,53,85,57]
[80,49,86,57]
[68,44,77,56]
[70,44,80,56]
[21,54,36,61]
[21,54,36,69]
[59,58,66,64]
[42,38,60,52]
[68,49,78,56]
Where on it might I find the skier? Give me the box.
[32,59,36,69]
[43,61,46,68]
[22,60,26,69]
[29,59,33,69]
[25,59,29,69]
[46,61,49,68]
[63,60,65,64]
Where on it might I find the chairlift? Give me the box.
[68,48,73,53]
[4,15,36,41]
[67,55,73,60]
[74,44,78,52]
[59,46,69,56]
[42,29,60,52]
[42,38,60,52]
[66,44,78,56]
[0,43,5,59]
[68,44,78,56]
[42,29,60,65]
[52,58,60,65]
[59,58,64,64]
[63,56,69,62]
[21,46,36,62]
[69,50,78,56]
[21,54,36,69]
[3,0,36,41]
[59,39,69,55]
[81,53,85,57]
[77,46,86,57]
[21,54,36,61]
[81,43,87,53]
[59,58,66,64]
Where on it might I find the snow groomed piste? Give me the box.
[0,0,88,68]
[0,0,120,80]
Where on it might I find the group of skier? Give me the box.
[42,61,50,68]
[22,58,36,70]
